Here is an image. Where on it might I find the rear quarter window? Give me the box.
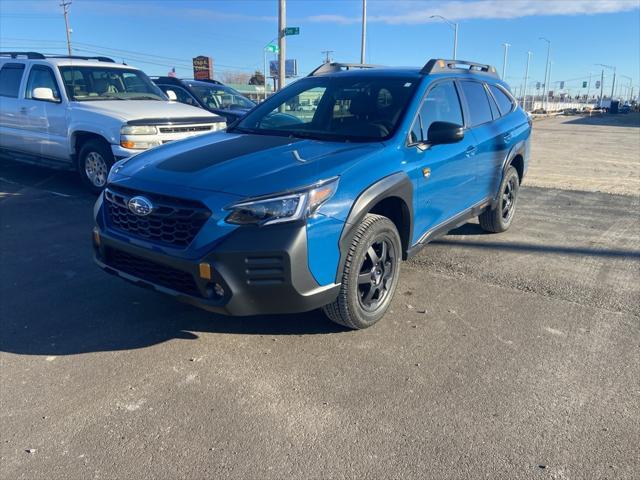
[0,63,26,98]
[459,81,493,127]
[489,84,515,116]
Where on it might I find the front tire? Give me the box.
[78,139,114,194]
[323,214,401,329]
[478,166,520,233]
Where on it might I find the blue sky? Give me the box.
[1,0,639,96]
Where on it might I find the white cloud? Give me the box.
[306,0,640,25]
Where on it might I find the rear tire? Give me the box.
[78,139,114,194]
[323,214,401,329]
[479,166,519,233]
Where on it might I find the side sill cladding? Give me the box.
[335,172,414,283]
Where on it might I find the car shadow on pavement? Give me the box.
[0,290,349,357]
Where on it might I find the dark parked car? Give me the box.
[152,77,255,123]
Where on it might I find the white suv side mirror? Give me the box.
[32,87,57,102]
[165,90,177,101]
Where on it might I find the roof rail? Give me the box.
[0,51,46,59]
[150,76,184,85]
[47,55,115,63]
[308,62,381,76]
[421,59,499,78]
[186,78,223,85]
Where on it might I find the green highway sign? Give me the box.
[284,27,300,36]
[266,43,279,53]
[582,81,588,88]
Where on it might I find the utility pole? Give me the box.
[599,69,604,106]
[501,43,511,79]
[539,37,551,111]
[523,51,532,111]
[360,0,367,64]
[585,72,592,103]
[321,50,334,64]
[277,0,286,91]
[60,1,72,56]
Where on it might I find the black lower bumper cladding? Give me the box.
[94,221,340,316]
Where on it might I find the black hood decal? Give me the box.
[157,134,301,173]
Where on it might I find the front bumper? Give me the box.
[93,221,340,316]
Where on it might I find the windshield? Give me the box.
[189,84,255,110]
[58,66,166,101]
[231,76,418,142]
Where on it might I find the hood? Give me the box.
[112,132,383,197]
[72,100,221,122]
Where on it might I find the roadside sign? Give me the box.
[582,81,588,88]
[265,43,279,53]
[269,59,298,78]
[192,55,213,80]
[559,81,565,89]
[595,80,601,89]
[536,82,541,90]
[284,27,300,36]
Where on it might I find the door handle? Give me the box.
[465,145,477,157]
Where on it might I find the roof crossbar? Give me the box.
[0,51,46,59]
[421,59,499,78]
[48,55,115,63]
[308,62,381,76]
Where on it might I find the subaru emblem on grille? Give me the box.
[128,196,154,216]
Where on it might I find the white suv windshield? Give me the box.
[59,66,165,101]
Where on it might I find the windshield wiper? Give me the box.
[129,95,160,101]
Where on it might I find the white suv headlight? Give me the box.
[225,177,339,226]
[120,125,158,135]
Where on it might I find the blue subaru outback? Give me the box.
[93,59,531,329]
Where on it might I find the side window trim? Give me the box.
[24,64,62,103]
[406,78,465,146]
[484,82,501,120]
[0,62,26,98]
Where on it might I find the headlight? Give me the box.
[120,125,158,135]
[225,177,339,226]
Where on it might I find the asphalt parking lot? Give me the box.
[1,114,639,479]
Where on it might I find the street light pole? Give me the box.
[277,0,286,91]
[430,15,458,60]
[360,0,367,64]
[523,51,532,111]
[501,42,511,79]
[610,66,616,99]
[539,37,550,111]
[619,75,633,103]
[596,64,615,105]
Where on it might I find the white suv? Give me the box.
[0,53,226,192]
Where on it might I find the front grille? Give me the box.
[105,247,201,297]
[158,125,213,134]
[104,186,210,248]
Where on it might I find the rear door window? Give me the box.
[459,81,493,127]
[489,85,515,116]
[0,63,26,98]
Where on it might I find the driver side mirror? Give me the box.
[32,87,57,103]
[165,90,177,101]
[427,121,464,145]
